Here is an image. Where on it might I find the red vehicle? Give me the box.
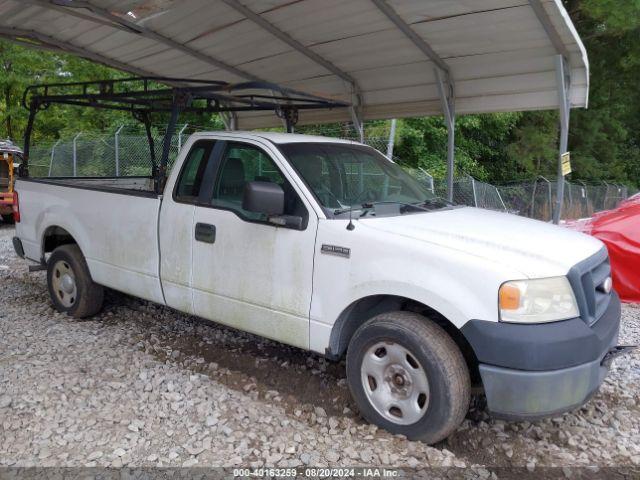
[565,194,640,303]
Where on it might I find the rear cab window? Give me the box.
[174,140,216,203]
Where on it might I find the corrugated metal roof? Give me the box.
[0,0,589,128]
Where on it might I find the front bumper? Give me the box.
[462,294,630,419]
[479,353,609,420]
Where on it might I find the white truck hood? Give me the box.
[360,207,604,278]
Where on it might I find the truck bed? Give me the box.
[15,176,164,305]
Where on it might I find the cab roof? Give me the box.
[200,131,361,145]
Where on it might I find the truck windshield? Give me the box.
[279,142,443,217]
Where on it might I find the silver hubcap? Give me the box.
[51,260,77,308]
[361,341,429,425]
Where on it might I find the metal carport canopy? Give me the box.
[0,0,587,220]
[0,0,588,128]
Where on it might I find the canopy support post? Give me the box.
[48,139,60,177]
[220,111,238,131]
[72,132,82,177]
[114,125,124,177]
[177,123,188,152]
[553,55,571,225]
[435,69,456,203]
[349,104,364,143]
[386,119,397,160]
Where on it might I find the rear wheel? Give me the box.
[47,244,104,318]
[1,214,14,224]
[346,311,470,444]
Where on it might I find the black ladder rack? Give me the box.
[21,77,349,193]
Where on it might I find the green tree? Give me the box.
[0,41,58,142]
[501,0,640,186]
[565,0,640,186]
[393,113,521,181]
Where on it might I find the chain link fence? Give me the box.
[27,127,633,222]
[405,173,629,221]
[28,130,185,178]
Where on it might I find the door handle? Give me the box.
[195,222,216,243]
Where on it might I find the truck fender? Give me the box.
[38,207,91,263]
[323,280,486,359]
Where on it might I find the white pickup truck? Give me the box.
[13,131,624,444]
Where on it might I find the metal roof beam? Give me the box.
[370,0,450,76]
[220,0,361,94]
[370,0,454,197]
[0,27,155,77]
[528,0,571,59]
[21,0,264,82]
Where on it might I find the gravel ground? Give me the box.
[0,223,639,473]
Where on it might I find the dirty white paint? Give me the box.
[308,207,602,352]
[189,136,319,350]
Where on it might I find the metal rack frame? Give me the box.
[21,76,349,192]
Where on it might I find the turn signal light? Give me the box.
[499,283,520,310]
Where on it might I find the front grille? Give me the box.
[567,247,612,326]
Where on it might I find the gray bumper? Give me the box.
[479,357,609,420]
[463,292,624,419]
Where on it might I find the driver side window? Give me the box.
[211,142,307,224]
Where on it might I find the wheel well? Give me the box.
[328,295,481,386]
[42,226,78,257]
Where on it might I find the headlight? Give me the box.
[499,276,579,324]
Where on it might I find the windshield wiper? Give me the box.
[336,201,433,217]
[334,200,433,230]
[358,201,431,217]
[333,206,364,216]
[335,199,450,217]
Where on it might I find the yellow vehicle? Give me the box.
[0,140,22,224]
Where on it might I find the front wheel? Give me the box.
[346,311,470,444]
[47,244,104,318]
[1,213,14,224]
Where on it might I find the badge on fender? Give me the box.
[321,244,350,258]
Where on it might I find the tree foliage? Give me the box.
[0,44,224,143]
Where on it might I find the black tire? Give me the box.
[1,214,14,224]
[47,244,104,318]
[346,311,470,444]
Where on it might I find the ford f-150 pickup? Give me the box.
[13,131,627,444]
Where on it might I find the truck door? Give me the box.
[190,139,317,349]
[159,139,220,314]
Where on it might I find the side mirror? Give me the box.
[242,181,285,216]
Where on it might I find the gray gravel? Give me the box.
[0,224,639,470]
